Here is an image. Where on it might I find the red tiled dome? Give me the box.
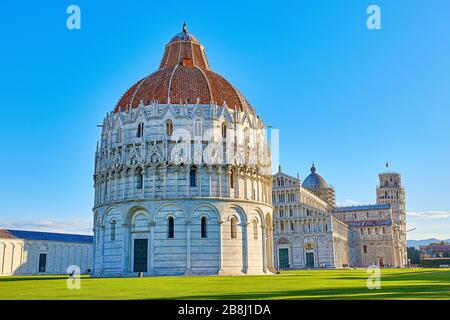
[114,24,252,113]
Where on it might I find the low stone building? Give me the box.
[0,229,93,276]
[334,204,398,267]
[419,242,450,267]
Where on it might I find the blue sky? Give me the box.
[0,0,449,239]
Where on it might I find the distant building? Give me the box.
[273,164,407,269]
[420,242,450,267]
[0,229,93,276]
[420,243,450,259]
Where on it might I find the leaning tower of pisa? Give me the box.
[376,171,407,267]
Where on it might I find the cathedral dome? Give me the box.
[114,23,253,113]
[168,22,200,43]
[302,164,329,189]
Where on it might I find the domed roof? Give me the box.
[302,164,329,189]
[114,23,253,113]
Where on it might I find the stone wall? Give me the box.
[0,239,93,276]
[93,199,274,277]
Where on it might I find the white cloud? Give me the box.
[0,218,93,235]
[407,211,450,219]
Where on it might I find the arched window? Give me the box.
[194,119,202,137]
[168,217,174,239]
[201,217,207,238]
[382,227,386,235]
[166,120,173,136]
[221,122,227,139]
[189,167,197,187]
[111,220,116,241]
[363,245,367,254]
[137,122,144,138]
[136,169,143,189]
[230,217,237,239]
[117,127,122,143]
[253,220,258,240]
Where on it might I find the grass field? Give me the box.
[1,269,450,300]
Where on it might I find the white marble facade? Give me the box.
[272,170,349,269]
[92,91,274,277]
[92,104,274,277]
[92,25,275,277]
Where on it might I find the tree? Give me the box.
[407,247,420,265]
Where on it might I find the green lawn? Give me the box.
[1,269,450,300]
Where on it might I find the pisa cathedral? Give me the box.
[273,165,407,269]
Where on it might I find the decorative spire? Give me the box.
[182,22,187,33]
[311,162,316,173]
[278,165,281,172]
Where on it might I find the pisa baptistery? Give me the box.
[92,24,274,277]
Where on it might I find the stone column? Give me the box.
[244,171,248,199]
[175,169,178,197]
[122,171,126,200]
[207,167,212,197]
[141,167,145,199]
[198,167,202,196]
[163,165,167,198]
[185,219,193,275]
[241,221,248,274]
[226,166,232,198]
[121,223,129,276]
[149,221,155,275]
[261,222,267,273]
[114,172,119,201]
[218,167,222,197]
[257,176,260,202]
[186,167,190,197]
[130,169,134,199]
[268,226,275,272]
[218,219,225,275]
